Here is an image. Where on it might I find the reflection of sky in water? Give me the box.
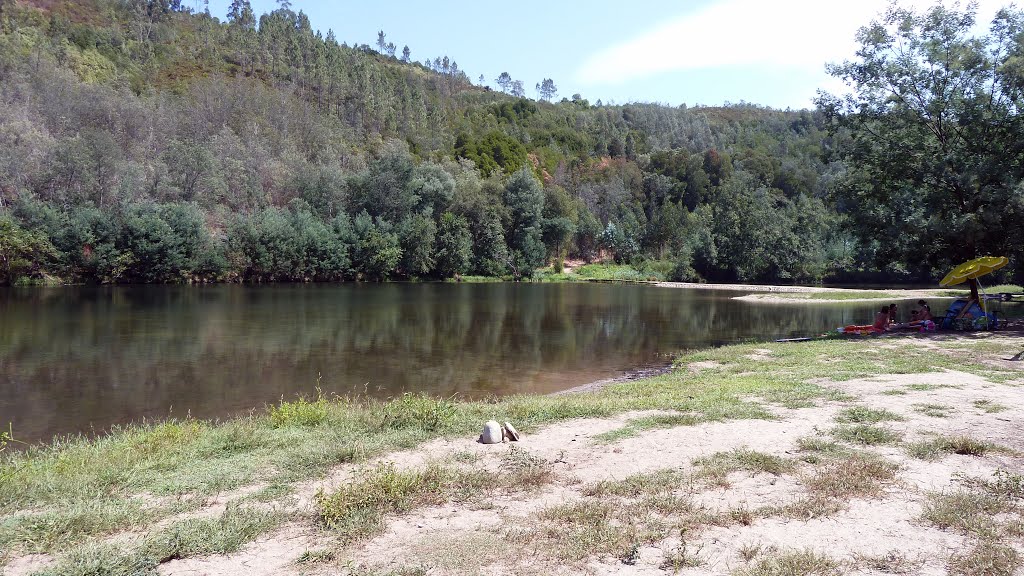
[0,284,927,443]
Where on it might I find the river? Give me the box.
[0,283,905,443]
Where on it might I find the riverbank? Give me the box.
[3,332,1023,575]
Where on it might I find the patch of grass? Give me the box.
[905,383,959,391]
[973,399,1010,413]
[854,550,921,574]
[583,468,687,498]
[660,538,704,570]
[296,548,335,564]
[912,403,955,418]
[754,452,895,522]
[593,414,707,443]
[451,450,479,463]
[907,435,1005,461]
[738,542,769,562]
[38,505,280,576]
[318,450,553,544]
[146,504,280,559]
[268,389,330,428]
[316,463,496,543]
[794,437,846,464]
[0,498,152,553]
[530,500,665,563]
[804,452,899,500]
[880,389,908,396]
[693,448,795,480]
[831,424,902,446]
[947,540,1020,576]
[733,549,844,575]
[987,470,1024,499]
[834,406,905,424]
[501,446,554,488]
[768,497,844,520]
[922,491,1010,536]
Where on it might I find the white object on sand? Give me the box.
[480,420,503,444]
[502,421,520,441]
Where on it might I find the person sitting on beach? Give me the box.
[917,300,932,321]
[910,309,920,323]
[888,303,898,325]
[873,306,890,332]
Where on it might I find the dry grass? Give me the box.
[733,549,844,575]
[528,500,668,563]
[583,468,688,498]
[805,452,899,499]
[317,447,553,544]
[947,540,1020,576]
[907,435,1007,461]
[853,550,922,574]
[972,399,1010,413]
[660,537,704,570]
[693,448,796,487]
[921,491,1011,537]
[912,403,956,418]
[794,437,846,464]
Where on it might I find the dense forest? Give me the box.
[0,0,1020,286]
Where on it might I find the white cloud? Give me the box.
[575,0,1007,86]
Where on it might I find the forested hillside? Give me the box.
[0,0,1019,285]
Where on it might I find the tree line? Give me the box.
[0,1,1019,286]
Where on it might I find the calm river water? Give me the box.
[1,283,899,443]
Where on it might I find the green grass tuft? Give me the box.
[907,435,1006,460]
[973,399,1010,413]
[733,549,844,575]
[834,406,905,424]
[831,424,902,446]
[693,448,795,486]
[912,403,955,418]
[947,540,1020,576]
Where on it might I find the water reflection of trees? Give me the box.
[0,285,885,442]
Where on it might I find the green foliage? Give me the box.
[352,211,402,281]
[434,212,472,278]
[268,390,330,428]
[455,130,528,175]
[1,0,1014,284]
[819,3,1024,274]
[502,168,546,276]
[0,212,58,285]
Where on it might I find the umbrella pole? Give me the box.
[978,277,986,315]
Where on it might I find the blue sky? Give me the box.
[203,0,1006,110]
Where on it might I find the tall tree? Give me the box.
[502,168,546,276]
[227,0,255,29]
[495,72,512,93]
[817,3,1024,273]
[535,78,557,101]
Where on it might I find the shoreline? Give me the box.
[2,333,1024,575]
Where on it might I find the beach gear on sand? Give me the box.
[937,256,1008,331]
[838,324,882,335]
